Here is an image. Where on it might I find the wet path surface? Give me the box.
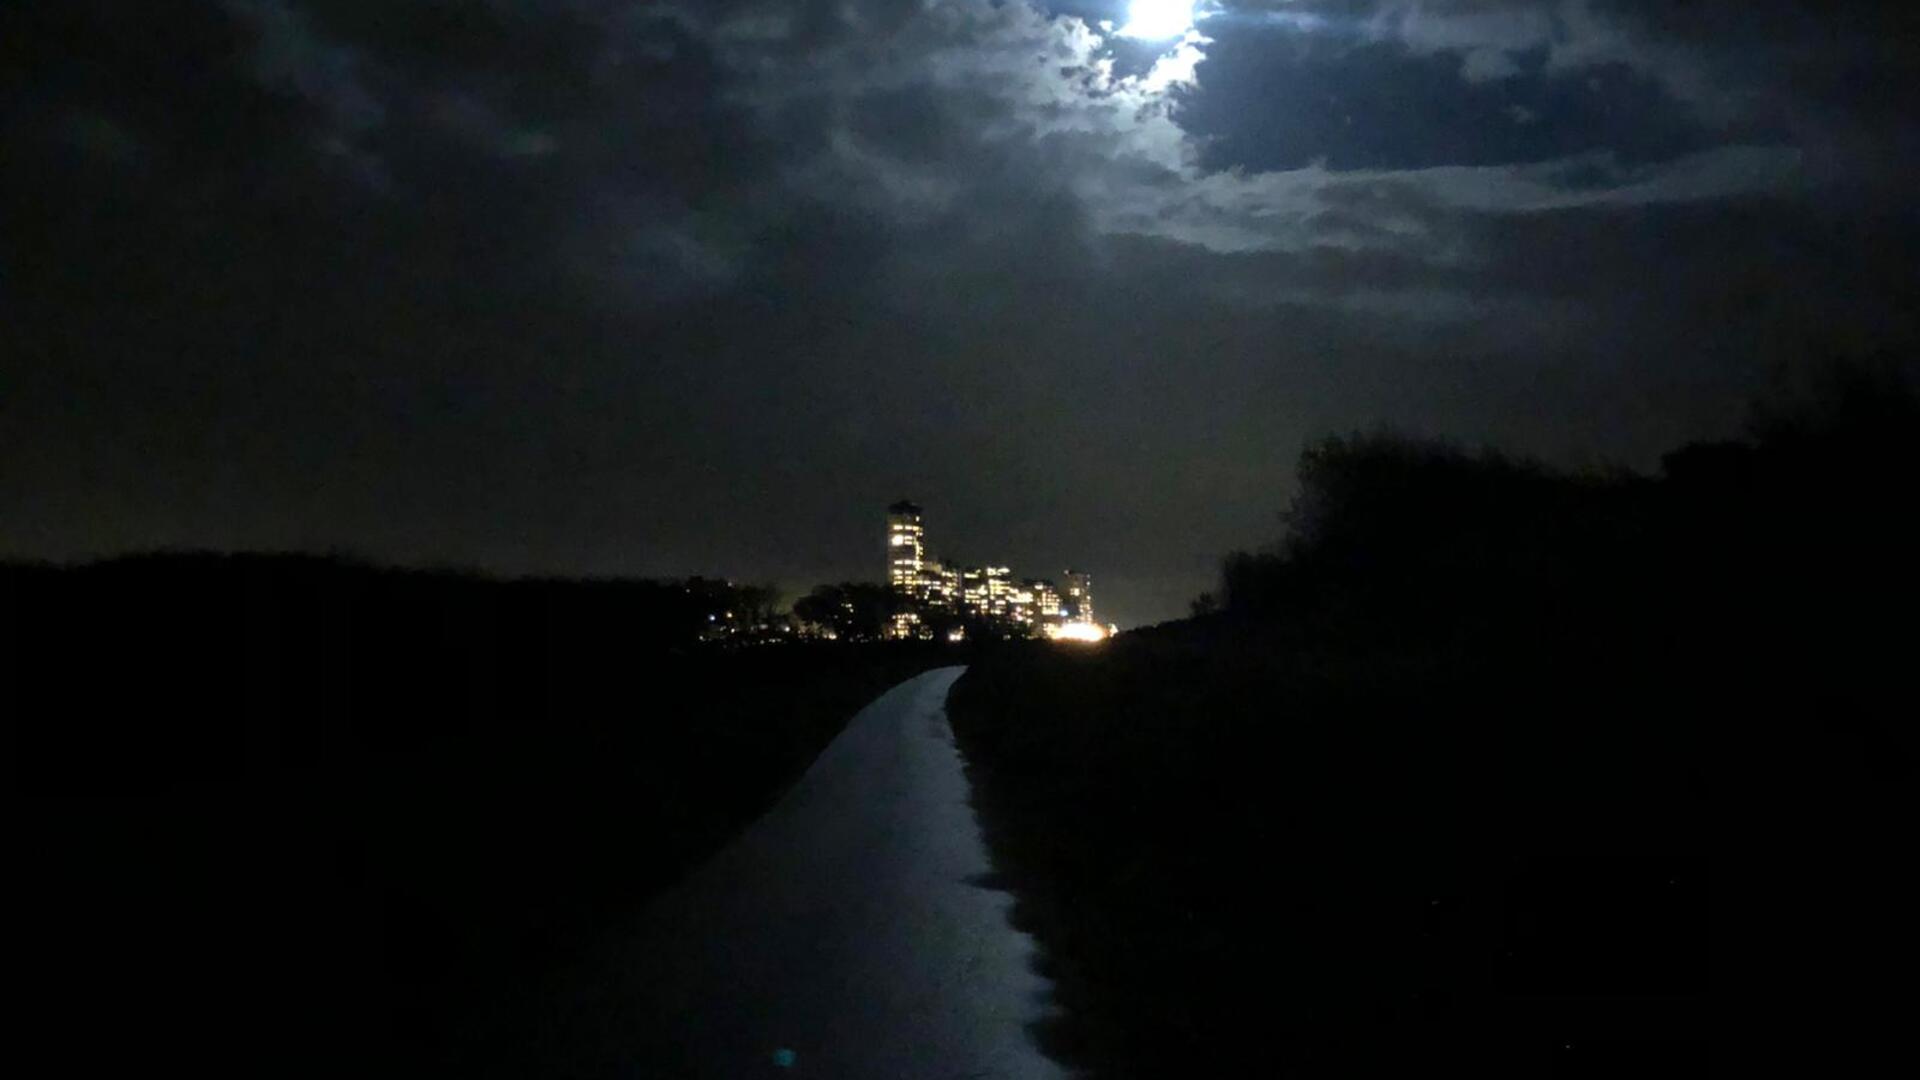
[460,666,1065,1079]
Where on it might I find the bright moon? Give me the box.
[1119,0,1196,41]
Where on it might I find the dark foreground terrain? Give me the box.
[7,555,942,1079]
[949,368,1917,1077]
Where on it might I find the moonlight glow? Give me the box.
[1119,0,1196,41]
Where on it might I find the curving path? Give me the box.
[470,665,1065,1079]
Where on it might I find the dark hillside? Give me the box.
[7,554,942,1078]
[949,366,1917,1077]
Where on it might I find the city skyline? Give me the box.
[886,500,1107,641]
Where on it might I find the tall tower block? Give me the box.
[886,500,926,594]
[1063,570,1094,623]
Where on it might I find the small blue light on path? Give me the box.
[772,1048,798,1068]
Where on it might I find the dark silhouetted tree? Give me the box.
[792,582,900,641]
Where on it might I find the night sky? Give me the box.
[6,2,1917,626]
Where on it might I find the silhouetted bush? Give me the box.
[793,580,902,640]
[952,360,1917,1079]
[1219,431,1654,635]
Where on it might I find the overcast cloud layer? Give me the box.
[6,1,1917,624]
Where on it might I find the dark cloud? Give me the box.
[1180,34,1712,170]
[3,1,1916,625]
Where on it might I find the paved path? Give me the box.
[479,666,1065,1079]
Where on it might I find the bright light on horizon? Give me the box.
[1046,620,1109,643]
[1118,0,1196,41]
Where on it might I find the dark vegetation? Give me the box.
[949,362,1918,1077]
[7,556,943,1078]
[793,580,902,641]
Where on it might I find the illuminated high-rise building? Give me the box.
[985,566,1012,617]
[886,501,927,639]
[929,558,960,605]
[887,500,925,594]
[1004,581,1036,626]
[961,566,989,614]
[1063,570,1094,623]
[1029,579,1062,620]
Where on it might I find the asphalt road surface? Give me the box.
[461,665,1066,1079]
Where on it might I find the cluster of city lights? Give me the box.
[886,500,1114,642]
[1044,621,1111,644]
